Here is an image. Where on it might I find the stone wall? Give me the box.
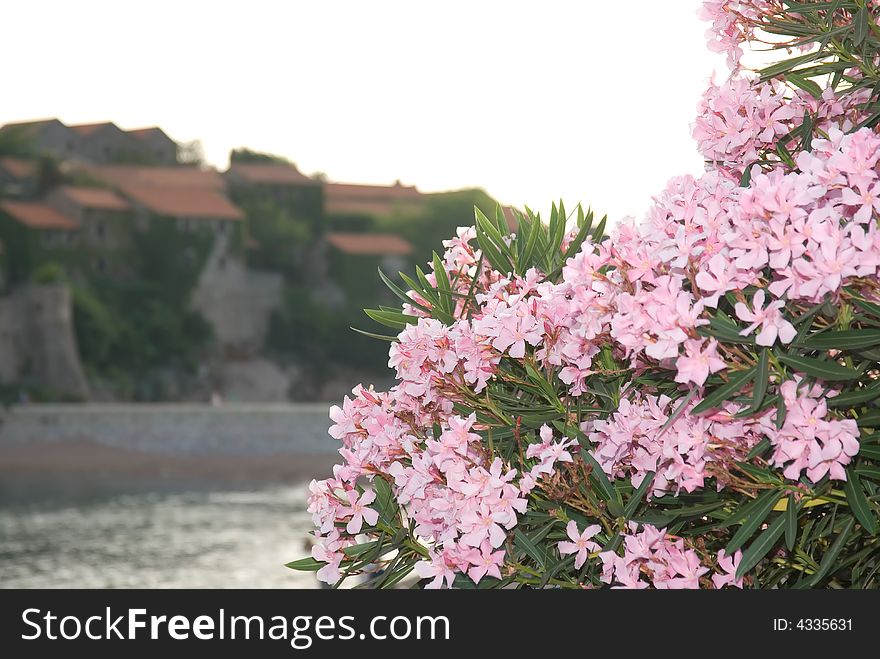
[0,403,337,456]
[0,284,90,398]
[191,235,283,352]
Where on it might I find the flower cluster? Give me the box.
[693,77,802,175]
[599,524,720,589]
[761,379,861,482]
[296,2,879,590]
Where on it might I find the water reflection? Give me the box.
[0,484,318,588]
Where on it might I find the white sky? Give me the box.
[1,0,731,223]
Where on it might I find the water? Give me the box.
[0,484,320,588]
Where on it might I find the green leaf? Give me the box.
[623,472,655,519]
[364,308,419,330]
[798,329,880,350]
[377,267,431,313]
[657,389,697,438]
[856,410,880,428]
[747,437,772,460]
[776,353,865,381]
[285,556,324,572]
[828,380,880,408]
[691,367,756,416]
[725,489,784,554]
[736,513,787,578]
[757,51,823,81]
[372,476,398,526]
[514,529,548,569]
[853,7,869,46]
[699,314,756,345]
[786,72,823,98]
[806,518,855,586]
[350,326,399,342]
[744,349,770,414]
[785,494,798,551]
[843,471,878,535]
[851,295,880,320]
[579,448,621,513]
[855,465,880,481]
[343,540,380,558]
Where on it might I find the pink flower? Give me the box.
[840,181,880,223]
[675,338,727,386]
[558,520,602,569]
[414,551,457,589]
[463,541,505,584]
[712,549,744,589]
[340,489,379,535]
[735,289,796,346]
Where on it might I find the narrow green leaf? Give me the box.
[364,308,419,330]
[350,326,398,342]
[798,329,880,350]
[579,448,620,512]
[785,494,798,551]
[285,556,324,571]
[726,490,784,554]
[377,268,432,313]
[657,389,697,438]
[843,471,878,535]
[777,353,865,381]
[786,72,823,98]
[807,518,855,586]
[691,367,756,416]
[514,529,548,569]
[828,380,880,407]
[747,437,772,460]
[855,465,880,481]
[853,7,869,46]
[623,472,655,519]
[744,349,770,414]
[736,513,787,578]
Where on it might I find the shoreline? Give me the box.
[0,439,339,490]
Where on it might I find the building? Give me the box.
[47,186,132,275]
[120,184,244,234]
[0,119,181,165]
[126,127,178,165]
[324,180,423,220]
[225,162,323,232]
[0,157,40,198]
[0,200,80,285]
[80,163,225,190]
[323,231,414,306]
[0,119,80,160]
[68,122,144,164]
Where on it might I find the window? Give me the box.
[94,256,107,273]
[94,220,106,241]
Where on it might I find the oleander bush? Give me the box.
[290,1,880,588]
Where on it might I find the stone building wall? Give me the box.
[191,235,283,352]
[0,283,90,399]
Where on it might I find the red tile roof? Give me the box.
[0,201,79,230]
[126,127,167,140]
[326,232,413,256]
[69,122,116,137]
[326,181,421,200]
[325,181,423,217]
[0,157,38,180]
[59,186,130,211]
[83,164,225,190]
[227,162,318,186]
[122,184,244,220]
[0,118,62,137]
